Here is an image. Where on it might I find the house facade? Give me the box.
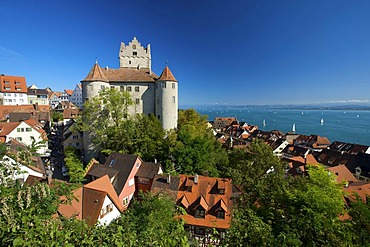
[70,84,83,108]
[86,153,143,208]
[0,119,48,154]
[27,88,49,105]
[0,75,28,105]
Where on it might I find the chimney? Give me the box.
[34,102,39,111]
[194,174,198,184]
[167,174,171,184]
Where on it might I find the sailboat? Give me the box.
[292,123,296,133]
[320,119,324,125]
[263,119,266,127]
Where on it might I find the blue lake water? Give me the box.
[194,107,370,146]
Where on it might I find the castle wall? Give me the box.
[119,37,151,70]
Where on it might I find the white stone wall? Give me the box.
[155,81,178,130]
[119,37,151,70]
[2,92,27,105]
[82,81,110,103]
[97,195,121,226]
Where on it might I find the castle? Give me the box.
[81,37,178,161]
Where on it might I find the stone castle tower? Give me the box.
[119,37,151,70]
[81,37,178,161]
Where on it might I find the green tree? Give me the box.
[101,192,189,246]
[64,146,85,183]
[347,196,370,245]
[167,109,228,176]
[80,87,134,155]
[51,110,63,122]
[226,140,352,246]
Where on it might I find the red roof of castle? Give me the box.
[158,66,177,82]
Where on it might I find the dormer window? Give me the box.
[195,207,205,218]
[217,189,225,195]
[216,210,225,219]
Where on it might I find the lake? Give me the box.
[194,106,370,146]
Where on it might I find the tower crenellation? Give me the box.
[119,37,151,70]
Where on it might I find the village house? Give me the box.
[0,74,28,105]
[27,87,49,105]
[63,120,84,154]
[134,161,163,196]
[70,84,83,108]
[85,153,161,208]
[0,154,45,185]
[151,174,241,246]
[57,175,124,226]
[0,118,48,154]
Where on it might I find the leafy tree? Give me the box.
[226,140,352,246]
[80,88,167,163]
[167,109,228,176]
[64,146,85,183]
[101,192,189,246]
[347,196,370,245]
[51,110,63,122]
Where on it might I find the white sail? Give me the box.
[320,119,324,125]
[263,119,266,127]
[292,123,296,132]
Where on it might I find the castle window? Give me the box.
[111,86,115,89]
[162,83,166,88]
[135,86,139,92]
[4,81,9,84]
[135,98,140,105]
[172,96,175,103]
[133,51,137,56]
[132,45,136,49]
[157,115,160,120]
[127,86,132,92]
[120,86,124,92]
[129,61,131,64]
[101,85,105,90]
[172,83,175,89]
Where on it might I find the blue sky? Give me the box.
[1,0,370,106]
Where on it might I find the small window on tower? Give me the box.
[129,61,131,64]
[133,52,137,56]
[127,86,132,92]
[135,98,140,105]
[135,86,139,92]
[162,83,166,88]
[172,83,175,89]
[172,96,175,103]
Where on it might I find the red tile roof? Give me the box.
[158,66,177,82]
[0,104,50,120]
[64,89,73,96]
[0,75,28,93]
[177,175,234,229]
[82,62,109,82]
[327,165,358,184]
[58,186,83,220]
